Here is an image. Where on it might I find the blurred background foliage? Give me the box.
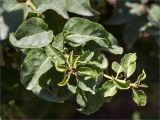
[0,0,159,119]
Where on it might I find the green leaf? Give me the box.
[78,50,94,63]
[58,73,71,86]
[89,54,108,69]
[20,49,53,90]
[31,74,63,103]
[68,51,74,65]
[76,90,87,107]
[132,89,147,106]
[137,69,146,83]
[32,0,94,19]
[78,67,97,78]
[139,84,148,88]
[15,17,48,39]
[121,53,137,78]
[32,0,69,19]
[77,75,101,94]
[112,61,123,75]
[72,56,80,68]
[10,31,53,48]
[148,4,160,27]
[66,0,94,16]
[101,80,117,97]
[0,1,32,40]
[47,68,75,100]
[78,65,101,78]
[45,45,65,64]
[52,33,64,52]
[0,0,17,14]
[77,90,104,115]
[63,17,123,54]
[113,79,131,90]
[77,65,103,94]
[55,63,68,72]
[126,2,142,16]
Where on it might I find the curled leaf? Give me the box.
[58,73,71,86]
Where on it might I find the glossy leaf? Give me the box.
[63,17,123,54]
[20,49,53,90]
[32,0,94,19]
[132,89,147,106]
[15,17,48,39]
[10,31,53,48]
[101,80,117,97]
[121,53,137,78]
[45,45,65,64]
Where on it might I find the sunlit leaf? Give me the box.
[45,45,65,64]
[58,73,71,86]
[101,80,117,97]
[132,89,147,106]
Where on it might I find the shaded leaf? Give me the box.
[0,2,32,40]
[77,90,104,115]
[76,90,87,107]
[89,54,108,69]
[77,65,103,94]
[123,16,148,49]
[32,74,63,103]
[20,49,53,90]
[113,79,131,90]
